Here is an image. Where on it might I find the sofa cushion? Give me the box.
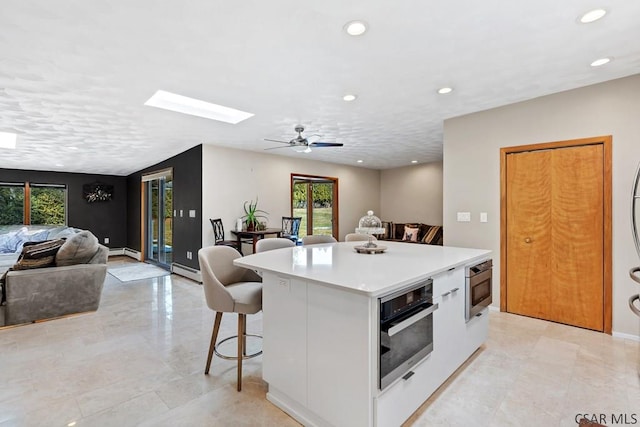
[55,231,99,266]
[403,226,419,242]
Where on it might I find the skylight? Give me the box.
[0,131,17,149]
[144,90,254,124]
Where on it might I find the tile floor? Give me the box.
[0,257,638,427]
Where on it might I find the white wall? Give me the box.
[380,162,443,225]
[201,145,381,250]
[443,74,640,337]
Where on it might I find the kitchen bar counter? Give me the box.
[235,241,491,296]
[235,241,492,427]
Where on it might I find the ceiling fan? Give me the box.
[264,125,343,153]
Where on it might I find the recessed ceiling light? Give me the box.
[144,90,254,124]
[438,87,453,94]
[344,20,368,36]
[580,8,607,23]
[343,94,357,102]
[69,146,79,150]
[590,57,611,67]
[357,159,363,163]
[55,163,64,167]
[0,131,17,149]
[411,160,418,164]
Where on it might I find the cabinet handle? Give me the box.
[524,237,532,243]
[441,291,451,297]
[451,287,459,293]
[402,371,415,380]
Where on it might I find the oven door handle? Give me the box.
[388,303,439,337]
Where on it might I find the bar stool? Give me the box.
[198,245,262,391]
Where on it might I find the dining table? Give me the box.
[231,228,283,254]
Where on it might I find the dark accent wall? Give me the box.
[126,145,202,270]
[0,168,127,247]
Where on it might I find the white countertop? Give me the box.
[234,241,491,297]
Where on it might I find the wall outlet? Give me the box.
[180,209,184,217]
[278,277,290,291]
[457,212,471,222]
[480,212,488,223]
[189,209,196,218]
[186,251,192,260]
[104,237,110,244]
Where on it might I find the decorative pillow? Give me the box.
[12,239,66,270]
[403,226,419,242]
[381,221,393,239]
[55,231,99,266]
[47,226,78,240]
[421,226,442,244]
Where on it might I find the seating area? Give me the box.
[0,230,108,326]
[378,222,443,245]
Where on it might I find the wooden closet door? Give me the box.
[506,144,604,331]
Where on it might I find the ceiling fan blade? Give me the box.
[309,142,344,147]
[264,145,294,151]
[264,138,290,144]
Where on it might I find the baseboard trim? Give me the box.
[612,331,640,342]
[172,263,202,283]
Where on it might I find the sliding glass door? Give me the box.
[144,170,173,267]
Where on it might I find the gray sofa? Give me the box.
[0,230,108,326]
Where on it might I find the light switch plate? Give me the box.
[457,212,471,222]
[179,209,183,217]
[189,209,196,218]
[480,212,488,223]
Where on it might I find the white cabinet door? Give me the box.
[262,273,308,405]
[432,267,466,381]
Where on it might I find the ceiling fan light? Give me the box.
[291,145,311,153]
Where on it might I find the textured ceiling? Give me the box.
[1,0,639,175]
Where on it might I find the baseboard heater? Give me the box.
[172,263,202,283]
[123,248,142,261]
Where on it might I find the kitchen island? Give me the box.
[235,241,491,427]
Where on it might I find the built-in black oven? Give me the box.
[379,278,438,389]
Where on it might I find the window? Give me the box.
[0,182,67,226]
[30,184,67,225]
[0,183,25,225]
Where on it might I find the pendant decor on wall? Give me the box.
[83,182,114,203]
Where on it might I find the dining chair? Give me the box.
[344,233,378,242]
[210,218,243,255]
[198,245,262,392]
[256,237,295,253]
[302,235,337,245]
[281,216,302,244]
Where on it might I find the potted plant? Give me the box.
[242,198,268,231]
